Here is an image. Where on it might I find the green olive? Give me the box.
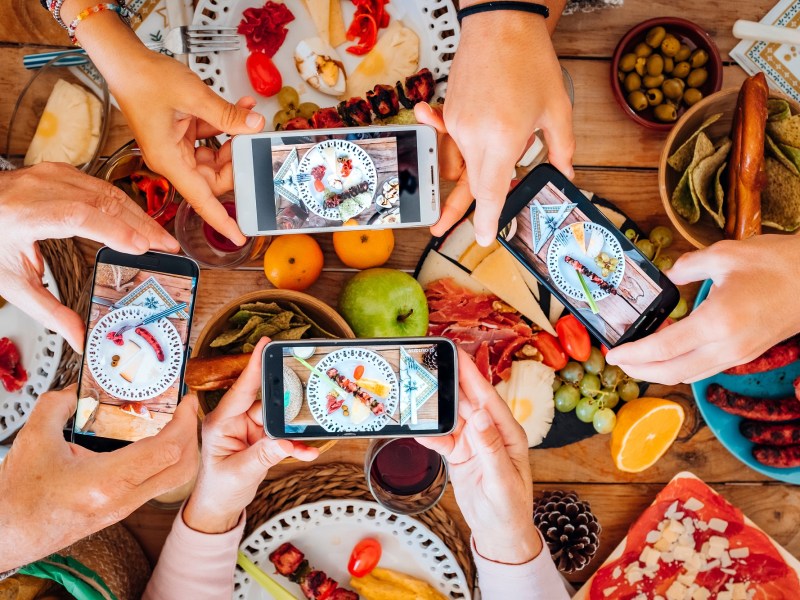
[619,53,637,72]
[654,103,678,122]
[624,72,642,92]
[276,86,300,110]
[661,35,681,57]
[643,74,665,88]
[645,26,667,48]
[683,88,703,106]
[646,54,664,76]
[662,78,684,100]
[663,56,675,74]
[297,102,320,119]
[675,44,692,62]
[687,68,708,88]
[646,88,664,106]
[273,108,296,129]
[690,48,709,68]
[672,61,691,79]
[627,90,648,112]
[634,56,647,76]
[634,42,653,58]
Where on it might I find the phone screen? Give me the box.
[501,179,666,345]
[248,129,422,231]
[264,340,457,438]
[74,251,197,448]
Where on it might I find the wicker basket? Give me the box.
[246,462,476,586]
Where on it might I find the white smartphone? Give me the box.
[231,125,440,236]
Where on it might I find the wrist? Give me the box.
[473,522,543,564]
[183,494,241,535]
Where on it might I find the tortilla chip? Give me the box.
[767,115,800,148]
[768,98,792,122]
[763,157,800,231]
[285,301,338,338]
[714,161,727,227]
[690,138,731,228]
[667,113,723,172]
[778,143,800,176]
[671,132,715,224]
[246,311,296,344]
[272,324,312,340]
[210,315,262,347]
[764,135,800,176]
[242,343,255,353]
[239,302,283,314]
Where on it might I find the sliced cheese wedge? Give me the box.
[417,250,490,295]
[504,360,555,447]
[460,240,499,271]
[549,296,565,325]
[471,247,556,335]
[438,219,475,263]
[304,0,331,45]
[512,259,540,301]
[349,398,370,424]
[329,0,346,47]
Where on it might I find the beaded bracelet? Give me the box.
[67,2,135,45]
[48,0,69,30]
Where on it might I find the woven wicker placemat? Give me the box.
[39,237,89,389]
[246,462,476,586]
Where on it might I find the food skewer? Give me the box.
[576,271,600,315]
[565,256,618,296]
[236,551,296,600]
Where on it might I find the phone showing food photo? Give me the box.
[72,248,199,452]
[498,164,680,349]
[232,124,439,235]
[262,337,457,439]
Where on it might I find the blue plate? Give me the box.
[691,280,800,484]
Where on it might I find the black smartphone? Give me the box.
[72,248,199,451]
[262,338,458,440]
[498,164,679,348]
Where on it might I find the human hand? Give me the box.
[606,235,800,385]
[442,11,574,245]
[417,349,540,564]
[183,338,319,534]
[0,162,179,351]
[0,385,198,571]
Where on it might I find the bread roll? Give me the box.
[185,353,251,391]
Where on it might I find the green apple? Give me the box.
[338,268,429,337]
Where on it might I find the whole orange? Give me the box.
[332,223,395,269]
[263,234,324,291]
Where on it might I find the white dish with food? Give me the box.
[233,499,470,600]
[86,306,182,401]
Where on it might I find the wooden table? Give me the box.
[3,0,799,589]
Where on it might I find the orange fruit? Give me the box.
[332,223,395,269]
[263,234,323,291]
[610,398,685,473]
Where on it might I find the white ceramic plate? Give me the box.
[234,499,470,600]
[0,263,63,441]
[547,222,625,301]
[297,139,377,220]
[189,0,459,131]
[86,306,182,401]
[305,348,398,433]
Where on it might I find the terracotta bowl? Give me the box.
[192,289,355,461]
[611,17,723,131]
[659,88,800,249]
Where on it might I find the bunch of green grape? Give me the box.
[272,86,320,129]
[552,347,641,435]
[625,225,688,320]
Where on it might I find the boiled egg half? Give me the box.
[294,38,347,97]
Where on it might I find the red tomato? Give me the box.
[555,315,591,362]
[348,538,382,578]
[353,364,365,380]
[530,332,568,371]
[246,52,282,97]
[600,345,609,357]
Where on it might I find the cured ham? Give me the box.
[0,337,27,393]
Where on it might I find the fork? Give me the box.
[114,302,187,338]
[163,26,241,55]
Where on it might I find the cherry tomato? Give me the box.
[555,315,591,362]
[348,538,382,578]
[246,52,282,97]
[530,332,568,371]
[354,364,365,380]
[600,345,609,357]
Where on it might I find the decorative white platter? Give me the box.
[189,0,460,131]
[0,262,63,441]
[305,348,398,433]
[86,306,182,401]
[297,139,377,221]
[234,499,470,600]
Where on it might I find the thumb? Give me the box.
[465,409,517,481]
[229,437,294,480]
[665,248,716,285]
[195,87,265,135]
[414,102,446,134]
[26,385,78,436]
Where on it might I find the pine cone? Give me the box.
[422,346,438,370]
[533,490,601,573]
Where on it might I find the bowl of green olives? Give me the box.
[611,18,723,131]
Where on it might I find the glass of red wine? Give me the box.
[365,438,448,515]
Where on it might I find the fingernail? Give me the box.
[476,234,493,247]
[472,409,492,432]
[246,112,264,129]
[133,233,150,253]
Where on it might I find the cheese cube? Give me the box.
[696,520,709,531]
[603,586,618,597]
[720,551,732,568]
[626,569,644,585]
[717,592,732,600]
[686,553,703,572]
[677,571,697,587]
[678,533,696,548]
[666,581,687,600]
[721,568,737,576]
[673,545,694,562]
[640,547,661,567]
[665,501,680,519]
[684,497,705,511]
[692,588,711,600]
[646,530,662,544]
[701,559,720,572]
[655,536,674,552]
[682,517,696,534]
[729,547,750,559]
[612,566,622,579]
[660,551,675,563]
[708,518,729,533]
[666,519,686,534]
[732,583,748,600]
[710,536,730,549]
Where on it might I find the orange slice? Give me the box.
[610,398,685,473]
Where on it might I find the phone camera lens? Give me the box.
[429,147,434,153]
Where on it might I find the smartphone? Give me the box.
[72,248,199,451]
[498,164,679,348]
[231,125,439,235]
[262,338,458,440]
